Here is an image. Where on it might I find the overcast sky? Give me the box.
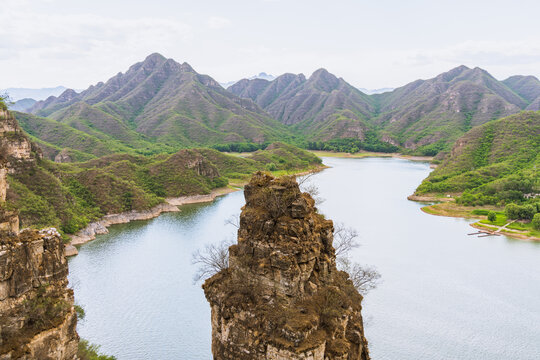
[2,0,540,90]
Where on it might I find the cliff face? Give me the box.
[0,229,79,359]
[0,109,78,359]
[0,110,36,167]
[204,172,370,359]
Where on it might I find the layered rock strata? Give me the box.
[0,228,78,359]
[0,109,78,359]
[204,172,370,359]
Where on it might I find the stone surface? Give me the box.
[204,172,370,359]
[0,228,78,359]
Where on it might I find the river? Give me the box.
[68,157,540,360]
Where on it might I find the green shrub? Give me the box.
[532,213,540,230]
[74,304,86,320]
[487,211,497,222]
[505,203,537,220]
[78,339,116,360]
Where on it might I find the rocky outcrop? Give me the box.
[0,109,34,235]
[0,110,37,168]
[0,228,78,359]
[204,172,370,359]
[0,109,78,358]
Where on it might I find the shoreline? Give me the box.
[65,187,240,256]
[309,150,434,162]
[469,222,539,242]
[65,165,328,257]
[410,196,540,242]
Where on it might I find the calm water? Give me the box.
[68,157,540,360]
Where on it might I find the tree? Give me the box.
[487,211,497,223]
[298,173,325,205]
[0,93,9,111]
[337,257,381,295]
[192,238,233,283]
[532,213,540,230]
[505,203,520,219]
[333,222,359,256]
[333,223,381,295]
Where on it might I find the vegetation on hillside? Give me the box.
[6,143,321,236]
[415,111,540,214]
[0,95,8,111]
[305,132,399,153]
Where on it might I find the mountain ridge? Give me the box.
[29,53,290,149]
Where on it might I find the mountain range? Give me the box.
[230,65,540,154]
[219,72,276,88]
[28,54,288,152]
[20,53,540,160]
[1,86,70,101]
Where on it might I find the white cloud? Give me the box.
[0,1,192,87]
[206,16,231,30]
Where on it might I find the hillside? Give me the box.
[29,53,290,148]
[6,136,321,235]
[502,75,540,104]
[228,69,375,141]
[372,66,528,154]
[414,111,540,205]
[8,98,36,112]
[19,57,540,156]
[13,111,173,161]
[229,65,539,154]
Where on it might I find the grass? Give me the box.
[420,203,540,240]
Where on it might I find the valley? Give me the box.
[1,53,539,360]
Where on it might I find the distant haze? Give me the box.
[1,86,69,101]
[1,0,540,90]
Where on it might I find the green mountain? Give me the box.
[228,69,375,141]
[24,56,540,157]
[8,98,36,112]
[414,111,540,205]
[228,65,538,154]
[13,111,157,162]
[29,53,290,149]
[372,66,528,154]
[502,75,540,104]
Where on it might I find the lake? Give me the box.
[68,157,540,360]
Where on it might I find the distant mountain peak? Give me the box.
[179,62,194,72]
[144,52,167,63]
[308,68,340,91]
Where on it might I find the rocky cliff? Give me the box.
[204,173,370,359]
[0,228,79,360]
[0,109,78,359]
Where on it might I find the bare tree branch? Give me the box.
[333,222,359,257]
[334,223,381,295]
[225,213,240,228]
[192,238,233,283]
[298,174,326,205]
[337,257,381,295]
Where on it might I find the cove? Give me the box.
[68,157,540,360]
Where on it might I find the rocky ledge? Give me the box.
[0,228,78,359]
[204,172,370,359]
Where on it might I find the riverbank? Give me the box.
[65,165,328,256]
[309,150,434,163]
[413,199,540,242]
[65,187,240,256]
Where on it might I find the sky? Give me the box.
[1,0,540,90]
